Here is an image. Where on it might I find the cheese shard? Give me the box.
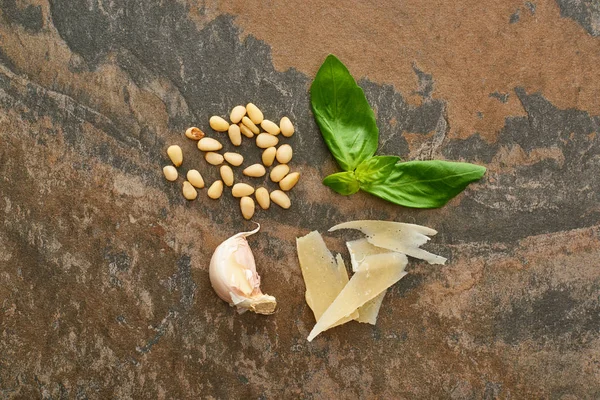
[329,254,358,328]
[307,252,408,341]
[347,238,389,272]
[296,231,358,324]
[355,293,386,325]
[330,220,447,265]
[347,239,391,324]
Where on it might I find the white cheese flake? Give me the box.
[330,220,447,265]
[347,239,392,324]
[354,293,387,325]
[296,231,358,324]
[307,252,408,341]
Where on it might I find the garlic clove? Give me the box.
[209,224,277,315]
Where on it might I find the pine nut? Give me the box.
[228,124,242,146]
[239,123,255,138]
[187,169,205,188]
[240,196,255,220]
[197,137,223,151]
[167,145,183,167]
[243,163,266,177]
[224,152,244,166]
[185,127,205,140]
[220,165,234,187]
[241,117,260,134]
[182,181,197,200]
[261,119,280,135]
[163,165,178,181]
[232,183,254,197]
[276,144,293,164]
[280,117,295,137]
[270,164,289,182]
[270,190,291,209]
[209,116,229,132]
[255,187,270,210]
[279,172,300,191]
[256,133,279,148]
[262,147,276,167]
[205,152,224,165]
[246,103,264,124]
[207,180,224,199]
[230,105,246,124]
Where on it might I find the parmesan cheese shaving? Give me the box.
[296,231,358,324]
[330,220,447,265]
[307,252,408,342]
[347,239,391,324]
[329,254,358,328]
[354,294,386,325]
[347,238,390,272]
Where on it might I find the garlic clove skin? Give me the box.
[209,224,277,315]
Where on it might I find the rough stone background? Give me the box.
[1,0,599,398]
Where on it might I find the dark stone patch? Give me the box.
[442,87,600,244]
[48,0,116,67]
[115,50,156,90]
[412,64,434,100]
[392,272,426,297]
[360,79,445,157]
[0,46,18,73]
[136,310,177,354]
[483,381,502,400]
[448,195,600,247]
[75,385,89,400]
[0,0,43,33]
[525,2,536,15]
[494,286,600,347]
[489,91,509,103]
[176,255,196,311]
[556,0,600,37]
[442,133,499,164]
[506,87,600,153]
[104,249,131,272]
[509,8,521,24]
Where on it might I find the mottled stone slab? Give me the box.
[0,1,599,398]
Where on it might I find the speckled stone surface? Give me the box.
[1,1,599,398]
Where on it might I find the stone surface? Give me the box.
[1,1,599,398]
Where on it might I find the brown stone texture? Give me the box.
[1,0,599,398]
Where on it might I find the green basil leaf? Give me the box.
[323,171,360,195]
[355,155,400,184]
[361,160,486,208]
[310,55,378,171]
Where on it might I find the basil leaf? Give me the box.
[361,160,486,208]
[323,171,360,195]
[355,156,400,184]
[310,55,378,171]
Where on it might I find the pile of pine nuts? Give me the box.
[162,103,299,220]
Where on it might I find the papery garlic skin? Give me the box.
[209,224,277,315]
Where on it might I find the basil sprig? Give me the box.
[310,55,486,208]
